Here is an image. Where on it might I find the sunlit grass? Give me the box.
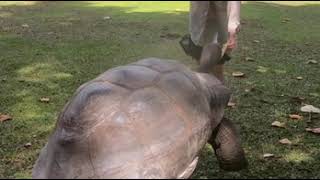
[86,1,189,13]
[17,63,73,83]
[0,1,37,7]
[262,1,320,6]
[284,150,314,163]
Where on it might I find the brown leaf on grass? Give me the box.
[307,60,318,64]
[103,16,111,20]
[24,143,32,148]
[301,105,320,113]
[281,18,291,23]
[257,69,267,73]
[289,114,303,120]
[263,153,275,158]
[245,57,254,61]
[40,97,50,103]
[21,24,29,28]
[256,66,268,73]
[306,128,320,134]
[244,86,256,93]
[274,69,287,74]
[227,102,236,108]
[232,72,245,77]
[0,114,12,122]
[279,138,292,145]
[271,121,286,128]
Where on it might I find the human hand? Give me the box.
[226,23,240,53]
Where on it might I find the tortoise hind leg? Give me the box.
[208,117,248,171]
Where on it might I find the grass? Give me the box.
[0,1,319,179]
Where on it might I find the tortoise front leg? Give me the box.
[197,43,222,73]
[209,117,248,171]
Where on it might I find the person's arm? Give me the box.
[226,1,241,52]
[228,1,241,34]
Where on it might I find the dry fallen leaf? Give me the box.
[274,69,287,74]
[306,128,320,134]
[263,153,275,158]
[281,18,290,23]
[40,97,50,103]
[301,105,320,114]
[307,60,318,64]
[289,114,303,120]
[279,138,292,145]
[296,76,303,80]
[232,72,245,77]
[103,16,111,20]
[227,102,236,108]
[0,114,12,122]
[21,24,29,28]
[283,18,291,21]
[271,121,286,128]
[257,69,267,73]
[244,87,256,93]
[245,57,254,61]
[256,66,268,73]
[24,143,32,148]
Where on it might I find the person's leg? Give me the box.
[210,2,228,84]
[187,1,228,86]
[189,1,212,47]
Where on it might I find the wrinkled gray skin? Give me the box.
[33,58,247,179]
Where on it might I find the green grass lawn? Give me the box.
[0,1,319,179]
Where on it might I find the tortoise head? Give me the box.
[197,43,223,73]
[195,73,231,123]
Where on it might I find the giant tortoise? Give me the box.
[33,57,247,179]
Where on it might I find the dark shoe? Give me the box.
[179,34,202,61]
[180,34,232,64]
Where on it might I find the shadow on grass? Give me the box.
[0,1,320,178]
